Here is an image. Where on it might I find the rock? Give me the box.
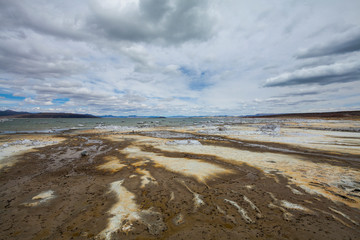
[218,126,227,131]
[173,213,185,225]
[81,150,88,157]
[246,172,259,181]
[258,124,280,136]
[1,143,9,148]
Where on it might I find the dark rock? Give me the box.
[81,151,88,157]
[218,126,227,131]
[246,172,259,181]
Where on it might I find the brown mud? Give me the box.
[1,126,360,240]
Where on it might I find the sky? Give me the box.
[0,0,359,116]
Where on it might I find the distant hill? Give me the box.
[99,115,127,118]
[99,115,166,118]
[244,111,360,119]
[0,110,29,117]
[0,110,99,118]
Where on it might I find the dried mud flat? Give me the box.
[1,119,360,240]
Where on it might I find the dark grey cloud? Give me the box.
[277,90,321,97]
[0,40,85,79]
[296,31,360,58]
[0,0,216,45]
[286,99,324,106]
[0,1,86,40]
[0,1,88,79]
[264,62,360,87]
[88,0,215,44]
[32,84,108,100]
[275,86,349,98]
[255,97,324,108]
[0,0,216,80]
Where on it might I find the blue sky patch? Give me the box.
[175,96,197,101]
[0,93,26,101]
[114,89,126,94]
[180,67,212,91]
[53,98,70,104]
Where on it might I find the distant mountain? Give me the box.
[99,115,166,118]
[99,115,127,118]
[167,115,206,118]
[0,110,98,118]
[241,113,275,117]
[0,110,29,116]
[19,113,99,118]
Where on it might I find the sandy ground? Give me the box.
[0,119,360,239]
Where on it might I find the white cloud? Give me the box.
[24,98,53,106]
[0,0,359,115]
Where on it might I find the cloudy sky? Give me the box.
[0,0,359,116]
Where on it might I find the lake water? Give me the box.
[0,117,237,134]
[0,117,330,134]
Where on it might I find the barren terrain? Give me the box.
[1,119,360,239]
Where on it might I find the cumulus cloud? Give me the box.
[24,98,53,106]
[0,29,89,79]
[0,1,87,40]
[88,0,216,44]
[263,61,360,87]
